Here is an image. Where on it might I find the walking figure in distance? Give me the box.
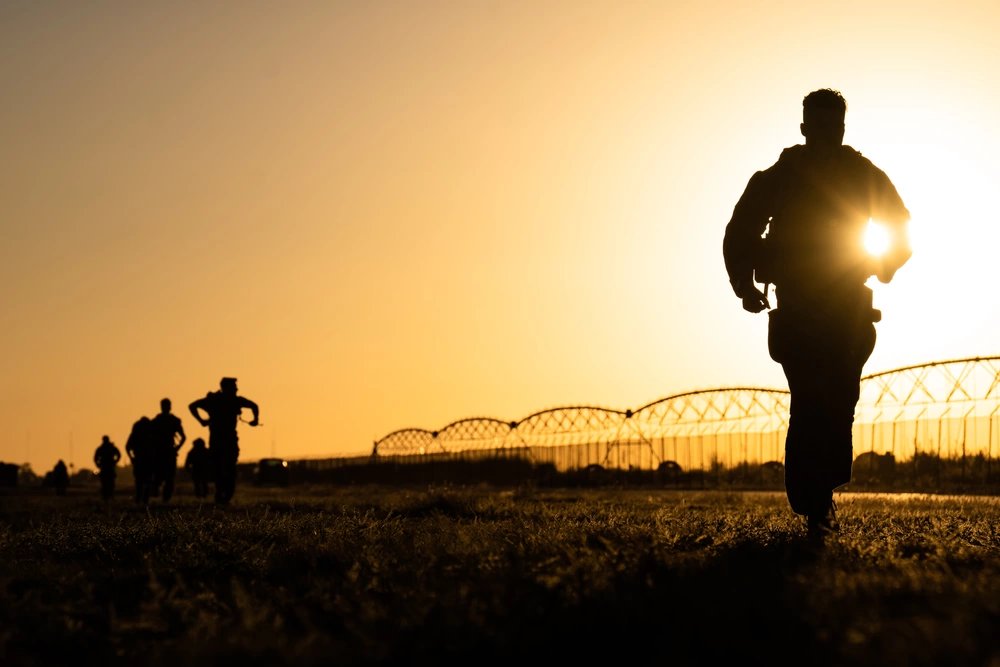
[51,459,69,496]
[125,416,154,505]
[188,377,259,505]
[93,435,121,501]
[150,398,186,503]
[184,437,212,499]
[723,89,911,541]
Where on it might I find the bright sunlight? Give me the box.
[863,219,891,257]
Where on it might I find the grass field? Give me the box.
[2,483,999,666]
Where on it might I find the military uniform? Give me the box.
[150,409,185,502]
[93,437,121,501]
[189,380,259,505]
[125,417,154,504]
[724,143,910,522]
[51,460,69,496]
[184,439,212,498]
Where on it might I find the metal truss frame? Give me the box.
[372,357,1000,467]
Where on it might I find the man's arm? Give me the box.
[175,420,187,450]
[869,166,911,283]
[189,398,210,427]
[723,169,774,312]
[240,397,260,426]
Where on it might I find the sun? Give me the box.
[852,99,1000,366]
[863,219,891,257]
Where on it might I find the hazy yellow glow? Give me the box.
[1,2,999,473]
[863,220,891,257]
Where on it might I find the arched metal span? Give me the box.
[373,428,439,456]
[855,356,1000,462]
[372,356,1000,472]
[436,417,516,452]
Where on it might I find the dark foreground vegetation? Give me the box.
[284,452,1000,494]
[1,484,999,666]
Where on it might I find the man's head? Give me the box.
[193,437,206,449]
[160,398,171,413]
[801,88,846,150]
[220,377,238,395]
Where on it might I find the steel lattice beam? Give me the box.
[370,356,1000,469]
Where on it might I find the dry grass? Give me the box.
[1,485,998,666]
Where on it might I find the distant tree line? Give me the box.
[280,452,1000,493]
[4,451,999,494]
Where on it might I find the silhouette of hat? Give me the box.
[221,377,237,387]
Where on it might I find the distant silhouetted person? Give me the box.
[93,435,121,501]
[184,437,212,499]
[150,398,186,503]
[51,459,69,496]
[125,416,154,504]
[723,89,911,541]
[189,377,259,505]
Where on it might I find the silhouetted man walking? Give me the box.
[125,416,154,504]
[184,437,212,499]
[723,89,911,540]
[51,459,69,496]
[189,377,259,505]
[150,398,186,502]
[93,435,121,501]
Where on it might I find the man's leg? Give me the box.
[780,318,873,530]
[141,468,153,504]
[783,357,859,518]
[213,455,226,504]
[150,465,160,497]
[226,447,240,503]
[134,469,146,504]
[222,458,236,504]
[214,449,236,504]
[162,462,176,502]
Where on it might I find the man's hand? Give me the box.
[741,285,770,313]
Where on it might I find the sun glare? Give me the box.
[863,219,891,257]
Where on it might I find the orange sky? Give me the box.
[3,1,999,473]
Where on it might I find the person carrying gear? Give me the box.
[150,398,186,503]
[184,437,212,499]
[51,459,69,496]
[125,416,154,505]
[93,435,121,501]
[723,88,911,542]
[188,377,259,506]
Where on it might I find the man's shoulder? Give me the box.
[763,144,886,178]
[773,144,807,166]
[841,145,884,172]
[196,391,223,406]
[753,144,806,180]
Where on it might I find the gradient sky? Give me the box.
[3,1,999,473]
